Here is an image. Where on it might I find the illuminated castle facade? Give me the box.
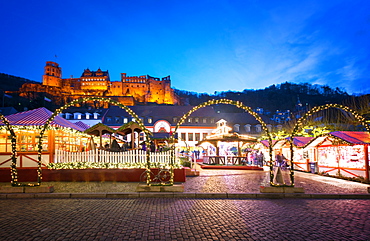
[19,61,179,106]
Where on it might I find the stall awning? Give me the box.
[74,121,90,131]
[260,137,313,148]
[2,107,84,131]
[84,123,115,136]
[330,131,370,145]
[116,121,145,135]
[260,139,277,148]
[305,131,370,148]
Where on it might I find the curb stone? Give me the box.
[2,192,370,199]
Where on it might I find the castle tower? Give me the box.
[42,61,62,87]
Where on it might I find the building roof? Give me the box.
[1,107,84,131]
[103,105,276,131]
[81,68,109,77]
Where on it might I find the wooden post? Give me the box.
[364,144,369,182]
[49,130,55,163]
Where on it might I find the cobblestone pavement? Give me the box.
[0,168,369,194]
[184,169,370,194]
[1,198,370,240]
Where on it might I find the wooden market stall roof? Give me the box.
[116,121,149,150]
[201,132,257,143]
[74,121,90,131]
[115,121,144,135]
[84,123,115,136]
[84,123,116,148]
[260,137,314,149]
[305,131,370,148]
[1,107,84,131]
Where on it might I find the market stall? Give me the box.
[0,107,89,168]
[305,131,370,180]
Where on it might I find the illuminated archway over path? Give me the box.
[170,99,278,185]
[289,103,370,185]
[34,97,152,185]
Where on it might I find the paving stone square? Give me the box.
[1,198,370,240]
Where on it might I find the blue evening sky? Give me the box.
[1,0,370,95]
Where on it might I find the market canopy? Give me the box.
[201,132,257,143]
[116,121,144,135]
[74,121,90,131]
[84,123,116,148]
[260,137,314,149]
[330,131,370,145]
[305,131,370,148]
[1,107,84,131]
[115,121,149,150]
[84,123,115,136]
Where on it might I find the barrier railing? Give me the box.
[55,149,172,165]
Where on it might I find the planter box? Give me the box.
[0,168,186,183]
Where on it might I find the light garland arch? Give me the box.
[170,99,277,186]
[31,97,155,186]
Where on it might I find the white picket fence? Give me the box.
[54,149,172,165]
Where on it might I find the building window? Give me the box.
[267,124,272,132]
[73,113,81,120]
[195,133,200,141]
[210,118,215,124]
[195,118,199,123]
[244,124,251,132]
[188,133,194,141]
[106,117,112,123]
[115,117,120,123]
[139,133,144,142]
[147,118,152,124]
[233,124,240,132]
[188,118,192,123]
[202,133,208,140]
[173,117,178,123]
[255,124,262,132]
[123,118,128,124]
[203,118,207,123]
[181,133,186,141]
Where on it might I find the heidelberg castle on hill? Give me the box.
[17,61,180,107]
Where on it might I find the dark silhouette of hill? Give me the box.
[0,73,39,91]
[175,82,350,115]
[0,73,355,116]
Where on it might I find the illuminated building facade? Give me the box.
[18,61,179,106]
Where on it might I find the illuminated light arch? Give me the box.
[170,99,276,185]
[34,97,154,186]
[289,103,370,186]
[0,113,19,186]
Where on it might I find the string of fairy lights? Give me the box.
[3,99,370,187]
[0,113,18,186]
